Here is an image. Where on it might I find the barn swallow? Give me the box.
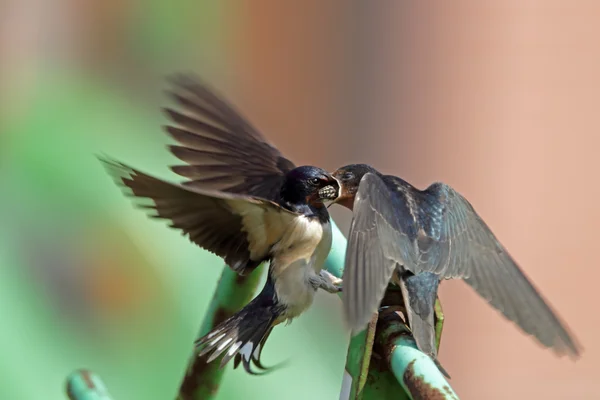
[100,74,342,374]
[325,164,580,373]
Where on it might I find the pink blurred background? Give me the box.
[236,4,599,398]
[2,2,598,399]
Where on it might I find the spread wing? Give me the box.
[347,172,580,356]
[163,74,296,201]
[101,157,298,275]
[343,173,401,333]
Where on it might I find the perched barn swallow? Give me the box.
[100,74,341,374]
[325,164,580,373]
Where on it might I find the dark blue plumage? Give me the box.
[280,166,333,224]
[331,163,580,378]
[402,272,439,318]
[101,74,342,375]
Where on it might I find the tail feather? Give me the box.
[195,282,284,374]
[399,272,451,378]
[233,326,273,371]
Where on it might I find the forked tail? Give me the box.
[195,277,285,374]
[399,272,451,378]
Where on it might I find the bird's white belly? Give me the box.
[271,219,332,319]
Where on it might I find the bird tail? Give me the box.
[399,272,451,379]
[195,277,284,374]
[405,305,451,377]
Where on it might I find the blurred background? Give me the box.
[1,1,598,399]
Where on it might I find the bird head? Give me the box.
[330,164,378,210]
[281,166,339,208]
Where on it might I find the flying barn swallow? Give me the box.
[325,164,580,374]
[100,74,341,374]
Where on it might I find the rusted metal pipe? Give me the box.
[176,220,348,400]
[378,312,459,400]
[66,369,114,400]
[176,264,265,400]
[63,221,459,400]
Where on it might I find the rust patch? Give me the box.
[65,377,76,400]
[178,353,219,399]
[80,370,96,389]
[372,308,408,373]
[235,271,251,284]
[178,308,235,398]
[380,289,405,310]
[213,307,232,327]
[65,370,96,400]
[403,360,446,400]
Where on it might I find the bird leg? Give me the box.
[310,270,343,293]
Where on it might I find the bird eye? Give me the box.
[310,178,320,185]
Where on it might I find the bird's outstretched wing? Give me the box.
[343,173,401,333]
[101,157,297,275]
[346,172,580,357]
[163,74,296,201]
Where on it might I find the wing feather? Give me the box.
[357,174,579,356]
[342,173,399,332]
[163,74,295,201]
[101,157,297,275]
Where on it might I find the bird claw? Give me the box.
[314,270,344,294]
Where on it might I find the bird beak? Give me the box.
[330,170,345,203]
[318,175,341,206]
[327,169,356,210]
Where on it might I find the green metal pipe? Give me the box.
[176,264,264,400]
[324,221,348,279]
[65,370,114,400]
[379,312,459,400]
[332,220,459,400]
[64,221,459,400]
[174,221,347,400]
[175,220,347,400]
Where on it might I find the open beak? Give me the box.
[318,175,341,207]
[326,169,356,210]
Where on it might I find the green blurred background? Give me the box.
[2,1,599,399]
[0,2,349,399]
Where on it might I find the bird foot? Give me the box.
[314,270,343,293]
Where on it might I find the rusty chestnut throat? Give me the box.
[321,163,581,377]
[101,73,342,374]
